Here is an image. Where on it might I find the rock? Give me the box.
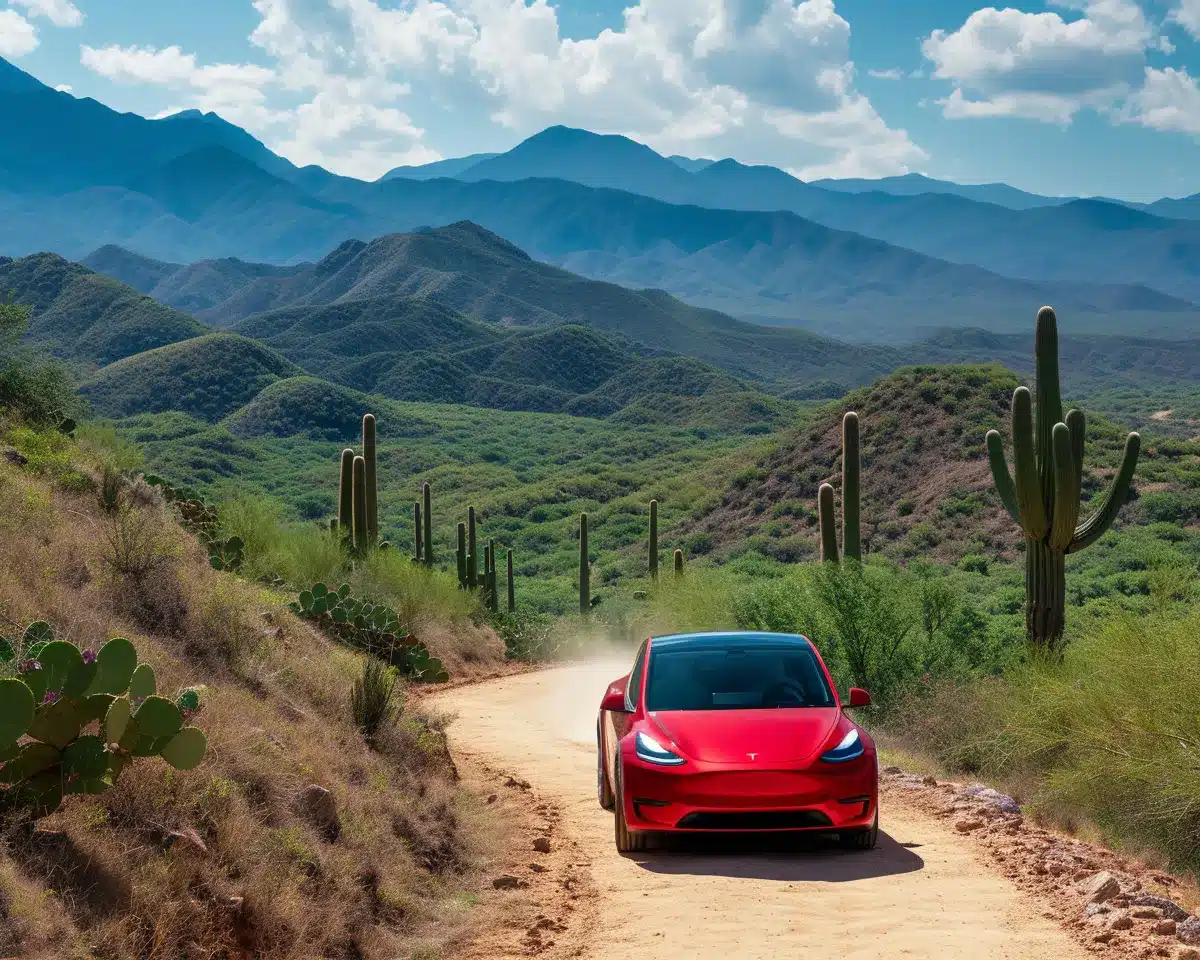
[1108,911,1133,931]
[167,827,208,856]
[493,875,528,890]
[1132,895,1190,922]
[533,837,551,854]
[1131,906,1165,920]
[1077,871,1121,905]
[955,818,985,833]
[881,765,903,775]
[486,794,498,804]
[2,448,27,467]
[1085,903,1114,918]
[1178,917,1200,944]
[1093,930,1115,944]
[529,863,547,873]
[505,776,531,790]
[1176,948,1200,960]
[962,783,1022,815]
[1046,859,1071,876]
[296,784,340,840]
[922,775,938,786]
[1155,919,1178,937]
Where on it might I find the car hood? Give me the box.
[650,708,841,764]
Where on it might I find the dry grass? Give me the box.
[0,457,506,959]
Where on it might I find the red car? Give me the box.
[597,631,878,853]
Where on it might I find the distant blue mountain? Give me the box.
[811,172,1069,210]
[668,155,716,173]
[380,153,500,181]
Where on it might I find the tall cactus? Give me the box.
[337,449,354,541]
[362,414,378,544]
[987,306,1140,649]
[422,482,433,567]
[487,540,499,613]
[648,500,659,579]
[506,549,515,614]
[456,522,467,589]
[413,501,423,563]
[579,513,590,615]
[467,506,478,589]
[674,548,684,577]
[352,456,368,553]
[818,412,861,564]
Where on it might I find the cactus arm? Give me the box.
[467,506,478,589]
[351,456,367,551]
[986,429,1022,525]
[1066,408,1086,495]
[1049,422,1080,551]
[818,483,839,564]
[841,412,861,562]
[1034,307,1062,513]
[1069,432,1140,553]
[1011,387,1048,539]
[362,415,378,543]
[337,449,354,538]
[673,549,684,576]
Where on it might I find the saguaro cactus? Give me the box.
[467,506,478,589]
[413,501,423,563]
[579,513,590,615]
[487,540,499,613]
[362,414,378,544]
[987,306,1140,649]
[337,449,354,540]
[673,548,684,577]
[456,523,467,589]
[422,483,433,566]
[352,456,368,552]
[648,500,659,579]
[818,412,861,564]
[506,549,515,614]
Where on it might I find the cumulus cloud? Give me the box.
[922,0,1162,122]
[1172,0,1200,37]
[78,0,926,181]
[1121,66,1200,135]
[0,9,36,57]
[10,0,82,28]
[867,68,905,80]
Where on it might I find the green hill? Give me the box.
[0,252,206,365]
[80,333,301,421]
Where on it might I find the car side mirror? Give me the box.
[847,687,872,708]
[601,682,630,713]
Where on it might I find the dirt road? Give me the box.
[433,661,1088,960]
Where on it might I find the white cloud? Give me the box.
[0,9,36,57]
[922,0,1161,122]
[54,82,71,92]
[81,45,280,130]
[1172,0,1200,37]
[10,0,82,28]
[867,68,904,80]
[79,0,926,181]
[1121,66,1200,135]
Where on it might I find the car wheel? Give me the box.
[613,759,648,853]
[597,719,614,810]
[840,807,879,851]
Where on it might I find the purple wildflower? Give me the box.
[82,649,97,664]
[17,659,41,675]
[42,690,60,705]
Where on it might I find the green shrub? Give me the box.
[350,657,400,747]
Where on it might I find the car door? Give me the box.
[605,640,648,789]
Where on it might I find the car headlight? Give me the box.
[635,731,685,766]
[820,728,865,764]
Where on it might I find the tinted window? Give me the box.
[645,642,835,711]
[626,641,648,711]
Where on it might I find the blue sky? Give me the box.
[4,0,1200,201]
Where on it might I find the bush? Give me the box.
[351,657,400,747]
[0,297,82,427]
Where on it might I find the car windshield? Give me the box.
[644,640,836,711]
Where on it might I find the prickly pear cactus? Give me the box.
[289,584,449,683]
[0,627,208,819]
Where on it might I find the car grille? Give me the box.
[674,810,833,830]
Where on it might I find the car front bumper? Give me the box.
[621,752,878,833]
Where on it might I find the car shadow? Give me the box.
[627,830,924,882]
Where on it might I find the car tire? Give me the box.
[597,719,614,810]
[840,807,879,851]
[613,759,648,854]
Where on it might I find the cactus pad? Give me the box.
[133,697,183,740]
[27,698,84,749]
[160,727,208,771]
[85,636,137,696]
[63,735,108,779]
[0,677,35,744]
[129,663,157,700]
[105,696,131,744]
[0,742,61,784]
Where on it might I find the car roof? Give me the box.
[648,631,815,652]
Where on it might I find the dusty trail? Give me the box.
[433,661,1088,960]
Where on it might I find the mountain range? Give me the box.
[1,55,1199,344]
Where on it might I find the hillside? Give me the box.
[80,333,302,421]
[0,252,206,365]
[685,364,1193,566]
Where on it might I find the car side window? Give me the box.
[625,641,648,712]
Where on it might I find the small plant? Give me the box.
[99,464,124,515]
[350,657,399,747]
[818,412,861,564]
[0,625,208,818]
[208,536,245,572]
[290,583,449,682]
